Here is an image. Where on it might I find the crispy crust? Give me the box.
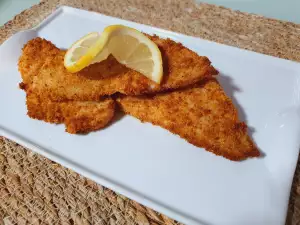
[18,37,60,88]
[19,38,258,158]
[26,93,115,134]
[19,38,116,134]
[24,37,217,101]
[117,79,260,161]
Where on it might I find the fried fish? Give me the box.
[117,79,260,161]
[18,38,115,133]
[26,93,115,134]
[22,37,217,101]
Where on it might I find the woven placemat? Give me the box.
[1,0,300,224]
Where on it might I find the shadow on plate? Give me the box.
[109,110,126,126]
[217,73,265,158]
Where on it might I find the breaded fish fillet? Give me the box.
[117,79,260,161]
[26,93,115,134]
[18,37,60,88]
[23,37,217,101]
[18,38,115,134]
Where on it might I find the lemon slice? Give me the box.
[64,25,163,83]
[105,25,163,83]
[64,32,109,73]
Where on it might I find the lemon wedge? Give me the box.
[64,32,108,73]
[64,25,163,83]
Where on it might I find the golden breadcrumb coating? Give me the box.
[18,38,115,134]
[18,37,60,89]
[23,37,217,101]
[117,79,260,161]
[26,94,115,134]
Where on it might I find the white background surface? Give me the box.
[0,7,300,225]
[0,0,300,26]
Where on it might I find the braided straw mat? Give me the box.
[1,0,300,224]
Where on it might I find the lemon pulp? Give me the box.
[64,25,163,83]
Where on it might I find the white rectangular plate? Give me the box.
[1,6,300,225]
